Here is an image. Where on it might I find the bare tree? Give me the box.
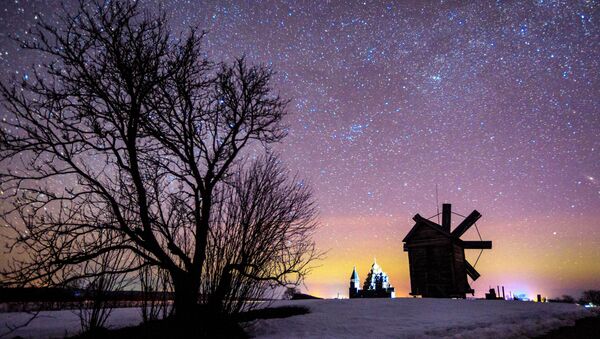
[0,0,317,325]
[74,248,131,333]
[203,156,319,315]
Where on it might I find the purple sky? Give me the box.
[1,0,599,298]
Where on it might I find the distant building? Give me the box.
[349,259,395,298]
[485,288,501,300]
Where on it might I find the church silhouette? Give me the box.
[349,259,395,298]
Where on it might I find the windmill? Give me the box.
[402,203,492,298]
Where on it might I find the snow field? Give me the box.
[0,298,592,338]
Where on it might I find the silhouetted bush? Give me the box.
[581,290,600,305]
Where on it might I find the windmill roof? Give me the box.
[402,213,453,242]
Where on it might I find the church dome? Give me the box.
[370,258,382,274]
[363,258,392,290]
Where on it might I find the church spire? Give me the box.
[350,265,359,281]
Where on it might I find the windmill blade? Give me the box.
[451,210,482,238]
[465,260,481,280]
[462,241,492,249]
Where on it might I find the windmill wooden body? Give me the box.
[403,204,492,298]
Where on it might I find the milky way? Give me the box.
[1,1,599,298]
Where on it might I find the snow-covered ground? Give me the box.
[246,299,593,339]
[0,299,593,338]
[0,308,142,338]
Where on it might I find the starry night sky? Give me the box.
[1,0,599,299]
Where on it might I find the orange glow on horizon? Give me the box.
[301,213,600,299]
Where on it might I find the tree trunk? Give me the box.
[207,265,233,315]
[172,273,200,323]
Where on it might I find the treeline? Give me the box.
[0,287,173,303]
[547,290,600,305]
